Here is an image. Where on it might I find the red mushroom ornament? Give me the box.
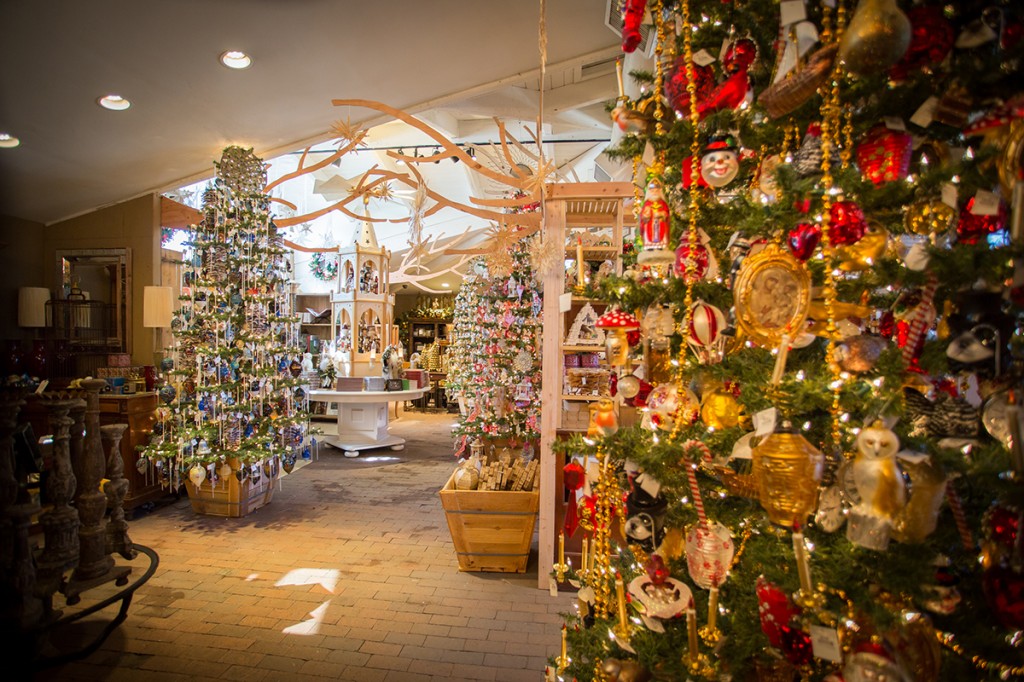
[596,308,641,368]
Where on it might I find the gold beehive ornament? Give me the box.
[752,424,824,527]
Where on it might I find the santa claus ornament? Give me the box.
[637,176,675,265]
[699,134,741,188]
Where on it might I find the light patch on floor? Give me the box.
[281,600,331,636]
[275,567,340,593]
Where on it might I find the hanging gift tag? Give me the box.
[549,576,559,597]
[753,407,777,437]
[810,625,842,662]
[970,189,1000,216]
[637,472,662,498]
[642,141,656,167]
[910,96,938,129]
[559,292,572,312]
[896,450,929,465]
[779,0,806,27]
[883,116,907,131]
[693,49,716,66]
[941,183,959,209]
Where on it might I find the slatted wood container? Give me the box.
[185,459,275,517]
[439,471,540,573]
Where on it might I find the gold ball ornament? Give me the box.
[700,388,745,430]
[904,200,956,236]
[836,223,889,271]
[643,384,699,432]
[838,0,912,77]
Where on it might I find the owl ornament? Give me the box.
[846,421,906,551]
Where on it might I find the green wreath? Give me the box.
[310,252,338,282]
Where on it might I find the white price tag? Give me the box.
[642,141,656,166]
[559,292,573,312]
[753,408,777,437]
[971,189,1000,216]
[810,625,842,662]
[941,183,959,209]
[794,21,819,55]
[910,96,938,129]
[883,116,907,131]
[896,450,929,464]
[549,576,559,597]
[692,49,716,67]
[779,0,807,27]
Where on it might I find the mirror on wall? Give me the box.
[54,248,131,352]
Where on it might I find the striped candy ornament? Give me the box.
[688,301,727,349]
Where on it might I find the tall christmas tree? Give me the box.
[449,238,544,457]
[142,146,309,504]
[552,1,1024,680]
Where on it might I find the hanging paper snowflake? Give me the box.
[309,252,339,282]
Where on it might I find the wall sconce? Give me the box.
[18,287,51,328]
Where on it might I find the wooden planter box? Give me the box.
[439,471,539,573]
[185,459,275,517]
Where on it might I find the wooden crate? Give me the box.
[185,459,275,517]
[438,471,539,573]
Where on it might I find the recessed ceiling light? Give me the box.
[97,94,131,111]
[0,133,20,149]
[220,50,252,69]
[441,282,451,288]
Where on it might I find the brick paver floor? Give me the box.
[32,411,571,681]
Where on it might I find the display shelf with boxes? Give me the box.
[537,181,633,589]
[295,291,333,356]
[408,318,450,356]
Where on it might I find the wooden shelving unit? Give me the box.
[537,181,632,589]
[295,292,333,354]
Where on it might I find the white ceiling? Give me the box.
[0,0,627,232]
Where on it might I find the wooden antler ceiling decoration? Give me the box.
[264,99,549,290]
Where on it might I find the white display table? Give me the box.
[308,388,427,458]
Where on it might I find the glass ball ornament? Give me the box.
[643,384,699,432]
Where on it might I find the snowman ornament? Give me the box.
[699,134,740,189]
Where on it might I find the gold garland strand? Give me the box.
[817,0,847,454]
[669,0,702,444]
[937,631,1024,678]
[590,447,621,620]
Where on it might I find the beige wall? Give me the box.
[0,215,47,343]
[43,194,162,365]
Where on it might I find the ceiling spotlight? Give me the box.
[433,146,441,164]
[220,50,252,69]
[97,94,131,111]
[441,282,451,288]
[0,133,20,149]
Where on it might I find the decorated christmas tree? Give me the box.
[551,0,1024,680]
[449,238,544,457]
[142,146,309,506]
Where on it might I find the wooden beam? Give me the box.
[160,195,202,229]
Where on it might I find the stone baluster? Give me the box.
[70,379,114,582]
[101,423,134,559]
[36,398,82,600]
[0,390,43,630]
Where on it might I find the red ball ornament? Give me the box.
[889,6,955,80]
[829,201,867,246]
[956,197,1008,244]
[674,242,710,282]
[984,563,1024,629]
[665,59,715,116]
[627,329,642,347]
[723,38,757,74]
[856,125,913,185]
[985,504,1020,552]
[787,222,822,262]
[780,624,814,666]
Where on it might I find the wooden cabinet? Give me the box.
[295,292,333,354]
[98,392,162,510]
[407,317,450,355]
